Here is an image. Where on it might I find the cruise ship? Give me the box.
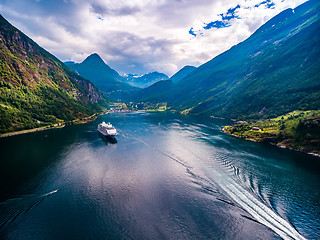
[97,121,117,138]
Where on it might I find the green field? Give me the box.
[146,103,167,112]
[224,110,320,155]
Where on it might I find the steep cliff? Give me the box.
[0,14,105,133]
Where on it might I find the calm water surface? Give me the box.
[0,112,319,240]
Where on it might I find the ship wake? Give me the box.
[122,131,306,240]
[0,189,60,229]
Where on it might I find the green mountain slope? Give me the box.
[170,65,196,83]
[133,80,173,103]
[132,66,196,103]
[0,14,105,133]
[66,53,137,101]
[169,0,320,119]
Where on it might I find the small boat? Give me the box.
[97,121,117,138]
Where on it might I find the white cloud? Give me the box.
[0,0,308,75]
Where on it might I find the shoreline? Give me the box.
[0,124,66,138]
[0,112,105,138]
[222,128,320,158]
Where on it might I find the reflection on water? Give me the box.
[0,112,319,240]
[98,132,118,145]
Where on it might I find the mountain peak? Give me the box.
[82,53,105,65]
[0,14,10,26]
[67,52,123,90]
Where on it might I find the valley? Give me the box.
[0,1,320,239]
[0,0,320,153]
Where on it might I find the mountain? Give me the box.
[132,66,196,102]
[169,66,196,83]
[167,0,320,119]
[0,14,105,133]
[65,53,120,84]
[66,53,121,89]
[133,80,173,103]
[123,71,169,88]
[66,53,137,101]
[121,73,140,87]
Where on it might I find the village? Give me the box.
[108,102,167,113]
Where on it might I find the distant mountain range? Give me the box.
[66,55,170,93]
[1,0,319,134]
[136,0,320,119]
[65,54,173,101]
[0,15,104,133]
[122,71,169,88]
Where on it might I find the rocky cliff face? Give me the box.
[0,15,103,103]
[0,14,105,133]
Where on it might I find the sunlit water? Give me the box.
[0,112,319,240]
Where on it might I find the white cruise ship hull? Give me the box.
[97,122,118,139]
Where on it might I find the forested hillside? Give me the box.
[166,0,320,119]
[0,15,105,133]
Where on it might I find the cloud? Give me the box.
[0,0,308,76]
[90,2,141,17]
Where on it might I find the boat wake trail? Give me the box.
[216,157,270,208]
[41,189,61,197]
[207,166,306,240]
[190,149,306,240]
[122,131,306,240]
[0,189,60,229]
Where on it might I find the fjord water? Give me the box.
[0,113,319,240]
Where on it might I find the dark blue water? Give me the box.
[0,112,319,239]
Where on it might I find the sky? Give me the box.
[0,0,307,76]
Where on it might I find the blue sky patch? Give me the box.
[203,21,230,30]
[199,4,240,31]
[189,27,197,36]
[220,4,241,21]
[255,0,276,9]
